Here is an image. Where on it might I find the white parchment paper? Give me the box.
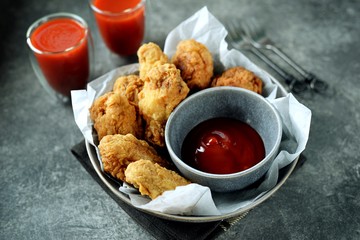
[71,7,311,216]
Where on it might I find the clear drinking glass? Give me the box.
[89,0,146,56]
[26,13,93,102]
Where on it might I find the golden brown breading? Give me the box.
[137,42,169,79]
[171,39,213,90]
[89,92,142,141]
[98,134,169,182]
[113,74,143,107]
[138,63,190,147]
[211,66,263,94]
[125,159,190,199]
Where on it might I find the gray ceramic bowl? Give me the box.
[165,87,282,192]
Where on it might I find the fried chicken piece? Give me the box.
[138,63,190,147]
[171,39,213,90]
[125,159,190,199]
[98,134,169,182]
[113,74,143,107]
[211,66,263,94]
[89,92,142,141]
[137,42,169,79]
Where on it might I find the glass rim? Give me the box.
[26,12,89,55]
[89,0,146,17]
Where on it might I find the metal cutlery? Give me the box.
[226,19,307,93]
[240,18,328,93]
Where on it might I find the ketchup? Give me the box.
[30,18,89,96]
[92,0,145,56]
[181,118,265,174]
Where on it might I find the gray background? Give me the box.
[1,0,359,239]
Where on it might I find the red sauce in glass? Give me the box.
[92,0,145,56]
[181,118,265,174]
[30,18,89,96]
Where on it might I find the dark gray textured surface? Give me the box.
[1,0,359,239]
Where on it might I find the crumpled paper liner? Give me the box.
[71,7,311,216]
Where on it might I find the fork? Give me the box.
[226,19,308,93]
[241,18,328,93]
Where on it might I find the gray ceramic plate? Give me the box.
[85,74,298,222]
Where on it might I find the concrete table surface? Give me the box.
[1,0,359,239]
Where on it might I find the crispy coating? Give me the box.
[137,42,169,79]
[138,63,190,147]
[89,92,142,141]
[113,74,144,107]
[125,159,190,199]
[171,39,213,90]
[211,66,263,94]
[98,134,169,182]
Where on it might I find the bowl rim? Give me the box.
[165,86,283,179]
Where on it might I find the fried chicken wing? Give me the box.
[137,42,169,79]
[98,134,169,182]
[171,39,214,90]
[113,74,143,107]
[211,66,263,94]
[125,159,190,199]
[138,63,190,147]
[89,92,143,141]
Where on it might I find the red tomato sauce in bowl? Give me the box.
[181,117,265,174]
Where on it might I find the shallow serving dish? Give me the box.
[85,71,298,222]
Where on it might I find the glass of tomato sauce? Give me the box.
[26,13,93,102]
[90,0,146,56]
